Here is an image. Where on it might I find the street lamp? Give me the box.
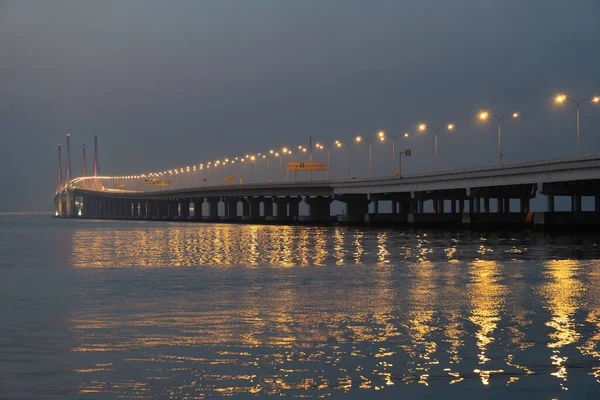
[392,133,409,175]
[355,131,385,178]
[315,140,342,180]
[250,155,257,182]
[262,155,269,182]
[479,111,519,165]
[418,123,454,173]
[282,148,293,181]
[555,94,600,157]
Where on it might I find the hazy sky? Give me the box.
[1,0,599,211]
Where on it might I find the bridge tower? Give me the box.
[57,144,63,216]
[65,134,72,185]
[81,144,87,188]
[93,134,98,177]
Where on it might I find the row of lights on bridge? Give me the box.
[89,93,600,182]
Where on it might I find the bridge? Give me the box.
[55,151,600,228]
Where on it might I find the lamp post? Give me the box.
[392,133,409,175]
[315,140,342,180]
[478,111,519,165]
[262,155,269,182]
[282,148,293,181]
[555,94,600,157]
[355,131,385,178]
[418,123,454,173]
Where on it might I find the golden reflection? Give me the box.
[64,225,600,397]
[467,260,506,385]
[540,259,584,390]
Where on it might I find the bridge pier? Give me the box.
[483,197,490,213]
[205,198,219,221]
[179,200,190,220]
[520,197,529,213]
[272,197,289,220]
[288,196,301,220]
[418,199,424,214]
[263,197,273,217]
[304,196,332,223]
[504,198,511,213]
[547,195,555,212]
[222,197,239,221]
[242,197,262,221]
[572,194,582,212]
[596,196,600,212]
[497,198,504,214]
[336,194,369,223]
[190,199,203,220]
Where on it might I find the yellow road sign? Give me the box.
[287,162,325,171]
[144,179,172,186]
[225,175,235,181]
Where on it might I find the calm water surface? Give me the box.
[1,216,600,399]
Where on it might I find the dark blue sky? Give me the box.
[1,0,599,211]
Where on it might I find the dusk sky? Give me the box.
[1,0,599,211]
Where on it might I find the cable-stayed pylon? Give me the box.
[93,134,99,177]
[81,144,87,188]
[57,144,62,193]
[65,134,72,184]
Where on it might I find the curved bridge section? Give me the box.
[55,155,600,228]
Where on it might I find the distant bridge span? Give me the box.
[56,155,600,227]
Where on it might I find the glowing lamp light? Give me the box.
[355,136,362,143]
[418,124,427,131]
[512,112,519,118]
[555,94,567,103]
[593,97,600,103]
[447,123,454,130]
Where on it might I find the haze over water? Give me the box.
[2,216,600,399]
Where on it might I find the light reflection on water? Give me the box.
[2,218,600,398]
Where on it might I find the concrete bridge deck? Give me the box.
[55,154,600,228]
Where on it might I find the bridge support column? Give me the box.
[336,195,369,223]
[504,198,511,213]
[288,197,301,220]
[167,200,178,219]
[596,196,600,212]
[520,198,529,213]
[273,197,288,220]
[179,200,190,219]
[190,199,203,220]
[459,199,465,214]
[241,200,250,217]
[305,196,332,222]
[205,198,219,220]
[572,194,582,212]
[157,200,168,219]
[131,201,138,218]
[139,201,148,219]
[242,197,261,220]
[145,200,157,219]
[372,200,379,214]
[473,197,480,213]
[432,199,438,214]
[224,198,238,219]
[249,197,261,219]
[438,199,445,214]
[483,197,490,213]
[119,199,128,218]
[547,195,555,212]
[263,198,273,217]
[418,199,424,214]
[497,198,504,214]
